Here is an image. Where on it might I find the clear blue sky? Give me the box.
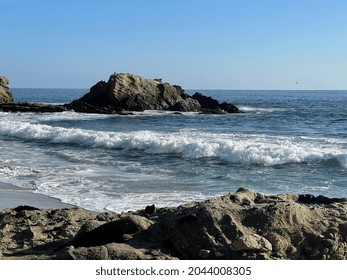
[1,0,347,89]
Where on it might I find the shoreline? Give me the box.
[0,182,73,211]
[0,187,346,260]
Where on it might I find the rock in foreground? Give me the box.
[1,188,346,260]
[67,73,241,114]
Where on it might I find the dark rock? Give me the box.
[0,102,68,113]
[13,205,40,212]
[298,194,346,205]
[70,215,152,248]
[219,102,240,113]
[176,214,198,225]
[65,100,121,114]
[71,220,124,248]
[192,92,220,109]
[192,92,241,113]
[145,204,156,215]
[200,108,226,114]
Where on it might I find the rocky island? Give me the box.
[67,73,241,114]
[1,188,346,260]
[0,73,241,114]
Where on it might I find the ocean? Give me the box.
[1,89,346,213]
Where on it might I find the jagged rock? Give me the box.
[168,98,201,112]
[65,100,120,114]
[192,92,241,113]
[0,76,13,104]
[69,73,198,113]
[1,188,347,260]
[68,73,240,114]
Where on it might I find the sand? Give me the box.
[0,182,72,210]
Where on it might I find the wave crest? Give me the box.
[1,120,345,167]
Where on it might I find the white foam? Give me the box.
[37,186,222,213]
[238,106,288,113]
[1,119,345,167]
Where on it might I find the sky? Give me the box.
[1,0,347,89]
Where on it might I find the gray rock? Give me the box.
[230,234,273,252]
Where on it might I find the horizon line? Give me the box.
[10,87,347,91]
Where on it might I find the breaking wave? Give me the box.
[1,120,346,168]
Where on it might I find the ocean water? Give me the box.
[0,88,346,213]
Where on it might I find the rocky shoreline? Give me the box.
[1,188,346,260]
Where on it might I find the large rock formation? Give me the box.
[68,73,201,113]
[67,73,241,114]
[1,188,346,260]
[0,76,13,104]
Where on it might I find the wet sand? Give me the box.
[0,182,73,210]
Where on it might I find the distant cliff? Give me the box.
[0,76,13,104]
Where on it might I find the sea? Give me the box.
[1,89,346,213]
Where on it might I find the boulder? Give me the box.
[230,234,273,252]
[0,76,13,104]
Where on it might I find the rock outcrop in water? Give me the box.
[1,188,346,260]
[67,73,241,114]
[0,76,13,104]
[0,73,241,114]
[0,76,68,113]
[0,102,68,113]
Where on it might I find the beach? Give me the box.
[0,182,72,210]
